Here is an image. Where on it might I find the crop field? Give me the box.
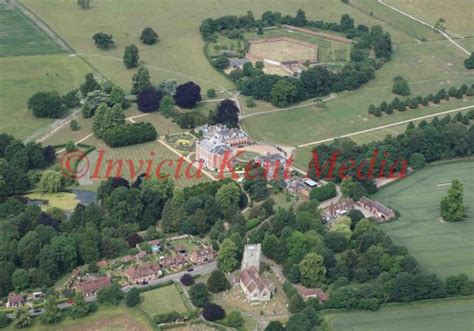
[375,159,474,278]
[0,4,65,57]
[139,284,189,317]
[0,54,92,139]
[325,297,474,331]
[22,0,409,92]
[385,0,474,38]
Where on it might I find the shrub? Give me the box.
[62,89,81,108]
[207,89,217,98]
[226,311,244,328]
[246,96,256,108]
[309,182,337,201]
[126,288,140,307]
[70,119,80,131]
[92,32,114,49]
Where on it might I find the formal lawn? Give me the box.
[385,0,474,38]
[0,54,91,140]
[324,296,474,331]
[138,284,189,317]
[374,159,474,278]
[3,304,153,331]
[0,4,65,57]
[21,0,408,92]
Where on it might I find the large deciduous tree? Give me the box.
[80,73,101,96]
[215,99,239,128]
[140,27,159,45]
[40,171,65,193]
[131,66,151,94]
[207,269,230,293]
[217,239,239,272]
[27,91,65,118]
[174,82,202,108]
[92,103,126,138]
[189,283,209,307]
[92,32,114,50]
[298,252,326,287]
[440,179,465,222]
[137,86,163,113]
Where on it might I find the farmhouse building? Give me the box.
[357,197,395,221]
[126,263,162,284]
[321,199,355,222]
[6,292,24,308]
[196,124,251,170]
[296,286,329,303]
[286,177,319,198]
[189,246,217,265]
[75,276,111,297]
[240,266,275,302]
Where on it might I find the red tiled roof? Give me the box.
[297,286,329,301]
[8,292,24,305]
[126,264,160,280]
[240,267,273,294]
[76,276,111,294]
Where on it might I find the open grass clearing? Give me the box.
[22,0,411,92]
[138,284,189,317]
[375,159,474,278]
[24,192,80,211]
[385,0,474,38]
[0,54,92,140]
[324,296,474,331]
[0,4,65,57]
[3,304,153,331]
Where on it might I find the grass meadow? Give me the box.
[0,4,65,56]
[0,54,92,139]
[385,0,474,38]
[21,0,410,92]
[3,304,154,331]
[324,296,474,331]
[375,159,474,278]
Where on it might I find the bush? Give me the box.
[246,96,256,108]
[207,89,217,98]
[28,91,66,118]
[92,32,114,49]
[70,119,80,131]
[226,311,244,328]
[202,303,225,321]
[62,89,81,108]
[103,122,158,147]
[153,311,181,324]
[97,284,123,305]
[126,288,140,307]
[0,312,9,328]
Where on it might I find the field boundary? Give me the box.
[14,0,73,53]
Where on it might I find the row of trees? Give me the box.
[306,115,474,188]
[369,84,474,117]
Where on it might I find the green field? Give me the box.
[21,0,411,92]
[138,284,189,317]
[325,296,474,331]
[3,304,153,331]
[0,4,65,57]
[0,54,92,139]
[385,0,474,38]
[374,159,474,278]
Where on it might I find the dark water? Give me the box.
[70,190,97,205]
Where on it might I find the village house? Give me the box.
[240,266,276,302]
[126,263,162,284]
[75,276,111,297]
[6,292,24,308]
[189,246,217,265]
[122,255,134,263]
[357,197,395,222]
[160,254,187,271]
[296,286,329,303]
[96,260,108,268]
[196,124,251,170]
[321,199,355,222]
[135,251,147,260]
